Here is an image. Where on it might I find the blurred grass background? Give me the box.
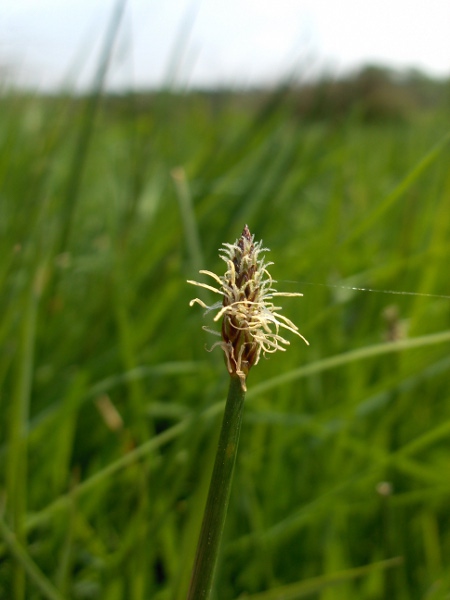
[1,5,450,599]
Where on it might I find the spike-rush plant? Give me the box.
[187,225,308,598]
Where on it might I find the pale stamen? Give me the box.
[188,226,309,389]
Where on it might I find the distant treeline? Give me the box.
[291,64,450,122]
[194,65,449,123]
[101,64,449,123]
[15,63,448,124]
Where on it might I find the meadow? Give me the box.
[1,70,450,599]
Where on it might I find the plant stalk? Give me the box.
[187,375,246,600]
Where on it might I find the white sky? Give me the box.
[1,0,449,91]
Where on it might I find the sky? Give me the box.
[1,0,449,91]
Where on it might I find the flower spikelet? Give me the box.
[188,225,309,390]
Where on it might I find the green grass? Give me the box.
[1,67,450,599]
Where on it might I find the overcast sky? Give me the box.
[1,0,449,91]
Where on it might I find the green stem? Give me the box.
[7,265,41,598]
[0,513,65,600]
[187,375,246,600]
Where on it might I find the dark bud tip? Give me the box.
[242,224,252,241]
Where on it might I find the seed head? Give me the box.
[188,225,309,390]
